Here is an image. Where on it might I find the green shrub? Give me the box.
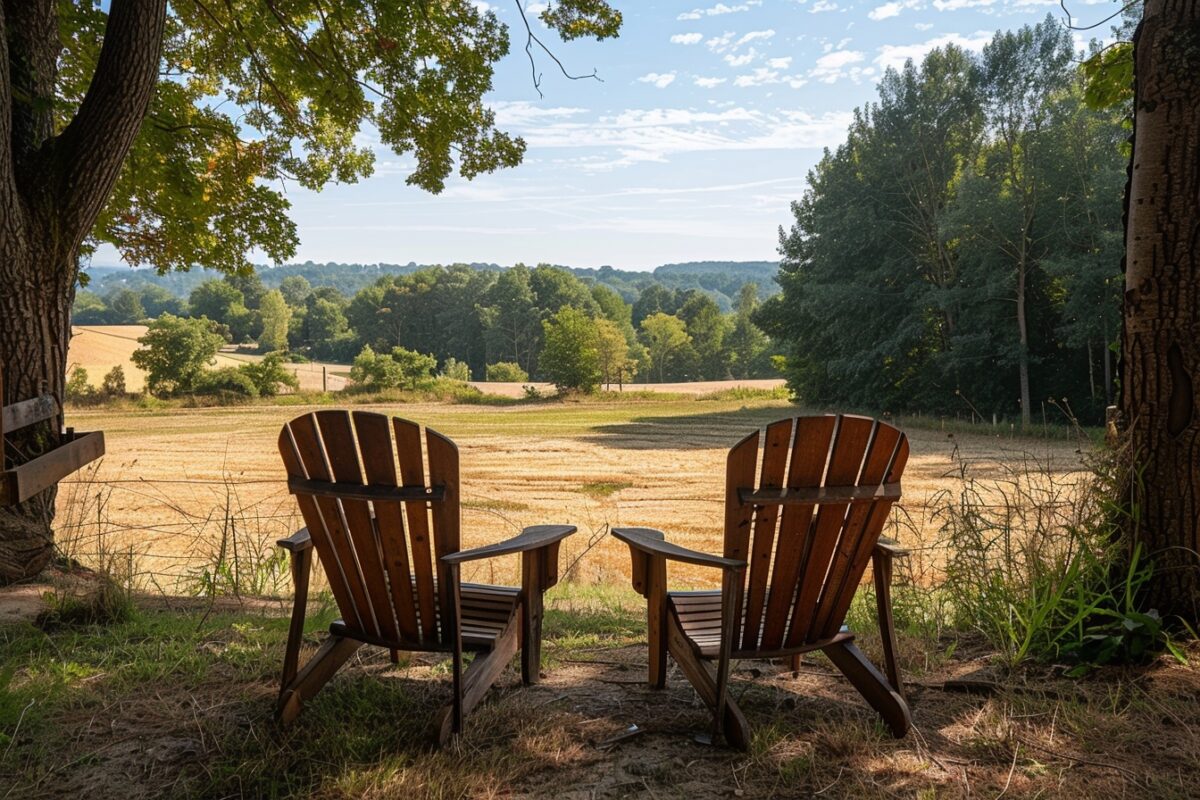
[65,366,97,404]
[100,365,127,398]
[485,361,528,382]
[349,345,436,390]
[440,357,471,382]
[193,367,260,399]
[239,353,300,396]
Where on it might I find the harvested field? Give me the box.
[57,397,1089,593]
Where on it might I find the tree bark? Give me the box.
[1120,0,1200,624]
[0,0,166,582]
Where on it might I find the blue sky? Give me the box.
[104,0,1121,271]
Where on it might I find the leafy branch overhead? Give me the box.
[56,0,622,275]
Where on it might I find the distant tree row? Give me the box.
[77,262,779,387]
[757,17,1125,424]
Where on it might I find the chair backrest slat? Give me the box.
[740,419,794,651]
[393,418,440,642]
[724,414,907,653]
[758,415,837,651]
[425,429,461,637]
[354,412,421,641]
[280,412,464,649]
[282,413,375,636]
[808,420,897,637]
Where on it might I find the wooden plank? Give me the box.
[276,636,363,724]
[353,412,420,642]
[318,410,399,643]
[647,555,668,688]
[437,606,521,746]
[279,423,362,633]
[784,415,873,647]
[666,611,750,749]
[740,419,793,651]
[289,414,376,637]
[286,477,444,503]
[394,418,439,642]
[812,423,902,637]
[425,426,461,642]
[738,483,900,506]
[760,415,836,651]
[822,640,911,738]
[0,431,105,507]
[521,548,544,684]
[1,394,58,435]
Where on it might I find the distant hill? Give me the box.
[80,259,780,310]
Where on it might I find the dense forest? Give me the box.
[73,261,778,384]
[756,17,1125,424]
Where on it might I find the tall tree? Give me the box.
[0,0,620,579]
[1120,0,1200,623]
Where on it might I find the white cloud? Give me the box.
[497,105,854,170]
[694,76,728,88]
[736,29,776,47]
[724,49,758,67]
[874,31,991,71]
[524,1,548,14]
[914,22,934,30]
[809,49,866,82]
[810,0,839,12]
[677,1,762,20]
[491,101,588,126]
[705,31,736,53]
[767,56,793,69]
[869,2,903,20]
[637,72,678,89]
[931,0,993,9]
[671,32,704,45]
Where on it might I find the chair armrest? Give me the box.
[612,527,746,571]
[441,524,576,565]
[874,537,909,558]
[276,527,312,552]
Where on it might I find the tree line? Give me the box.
[756,17,1126,425]
[78,262,778,394]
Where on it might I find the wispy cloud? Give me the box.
[677,1,763,20]
[694,76,728,88]
[869,2,904,20]
[736,29,776,46]
[809,49,869,83]
[931,0,994,9]
[874,31,991,71]
[637,72,678,88]
[670,32,704,45]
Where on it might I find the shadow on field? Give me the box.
[581,406,798,450]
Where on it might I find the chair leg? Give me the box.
[280,547,312,697]
[822,640,911,738]
[276,635,363,724]
[666,613,751,749]
[647,558,668,689]
[789,654,802,676]
[872,551,903,697]
[437,609,521,746]
[521,549,544,685]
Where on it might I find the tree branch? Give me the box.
[54,0,167,259]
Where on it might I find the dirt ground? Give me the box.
[2,582,1194,800]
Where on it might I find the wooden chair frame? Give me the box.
[274,411,574,745]
[0,366,104,508]
[613,414,912,748]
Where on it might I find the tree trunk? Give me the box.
[0,0,167,582]
[1016,256,1032,427]
[0,237,76,580]
[1120,0,1200,624]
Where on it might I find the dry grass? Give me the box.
[58,397,1088,591]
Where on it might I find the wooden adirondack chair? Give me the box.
[613,414,911,748]
[275,410,575,744]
